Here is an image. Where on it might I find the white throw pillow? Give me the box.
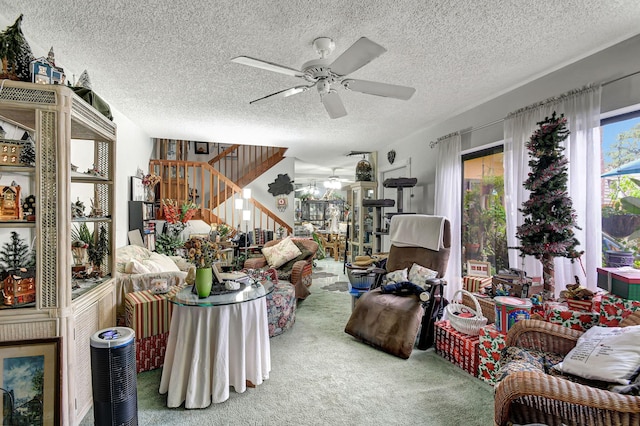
[125,259,151,275]
[385,268,409,284]
[148,252,181,272]
[262,237,302,268]
[409,263,438,289]
[554,325,640,385]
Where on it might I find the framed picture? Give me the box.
[131,176,145,201]
[194,142,209,155]
[0,337,61,425]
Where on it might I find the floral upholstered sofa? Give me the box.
[115,245,194,320]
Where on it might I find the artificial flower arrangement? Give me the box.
[184,237,219,268]
[155,199,198,256]
[162,199,197,228]
[142,173,161,187]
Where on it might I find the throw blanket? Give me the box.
[389,215,445,251]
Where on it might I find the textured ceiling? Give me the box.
[2,1,640,184]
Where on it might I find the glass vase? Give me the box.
[195,267,213,298]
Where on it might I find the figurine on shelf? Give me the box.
[89,198,103,217]
[87,164,103,177]
[71,198,85,218]
[22,194,35,221]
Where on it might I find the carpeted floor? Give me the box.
[81,258,495,425]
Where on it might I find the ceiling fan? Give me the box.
[231,37,416,119]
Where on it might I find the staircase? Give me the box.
[149,144,290,235]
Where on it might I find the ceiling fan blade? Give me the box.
[342,79,416,100]
[231,56,305,78]
[321,91,347,119]
[329,37,387,76]
[249,85,311,104]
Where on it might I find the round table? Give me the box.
[159,281,274,408]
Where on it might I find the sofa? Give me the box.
[244,237,318,299]
[115,245,194,320]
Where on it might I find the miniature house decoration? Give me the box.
[0,184,20,220]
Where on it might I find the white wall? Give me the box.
[112,108,153,247]
[245,156,296,230]
[384,34,640,214]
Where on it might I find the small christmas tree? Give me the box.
[516,112,582,299]
[89,224,109,272]
[0,231,35,272]
[19,132,36,166]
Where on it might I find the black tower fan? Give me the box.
[90,327,138,425]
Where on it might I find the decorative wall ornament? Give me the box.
[387,150,396,164]
[268,174,294,196]
[276,194,288,212]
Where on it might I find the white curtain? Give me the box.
[434,132,462,301]
[503,85,602,297]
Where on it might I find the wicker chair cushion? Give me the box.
[498,346,617,391]
[497,347,564,383]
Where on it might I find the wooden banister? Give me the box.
[149,159,291,235]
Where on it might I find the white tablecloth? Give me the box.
[159,298,271,408]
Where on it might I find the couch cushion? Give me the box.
[386,268,408,284]
[125,259,152,275]
[262,237,302,268]
[408,263,438,289]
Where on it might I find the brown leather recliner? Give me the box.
[345,215,451,359]
[244,238,318,299]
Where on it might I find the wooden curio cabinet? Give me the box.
[0,80,117,425]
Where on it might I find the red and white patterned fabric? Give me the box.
[477,324,507,385]
[435,320,480,376]
[599,293,640,327]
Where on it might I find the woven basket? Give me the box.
[447,289,487,336]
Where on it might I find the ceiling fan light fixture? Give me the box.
[324,175,342,189]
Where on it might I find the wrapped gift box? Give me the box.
[124,285,183,373]
[545,301,599,331]
[477,324,507,385]
[435,320,480,376]
[463,275,493,293]
[599,293,640,327]
[597,267,640,301]
[135,333,169,373]
[565,299,594,312]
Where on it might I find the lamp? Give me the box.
[238,188,252,262]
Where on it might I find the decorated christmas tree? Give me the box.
[0,14,35,81]
[516,112,582,299]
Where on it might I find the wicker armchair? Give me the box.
[494,311,640,426]
[244,238,318,300]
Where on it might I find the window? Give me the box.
[462,146,507,274]
[600,111,640,267]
